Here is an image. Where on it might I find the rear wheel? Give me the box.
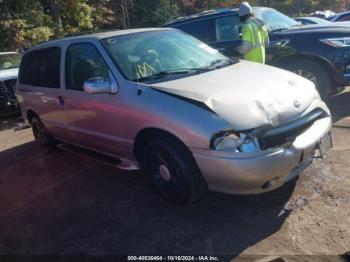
[282,59,332,99]
[144,139,206,206]
[31,116,56,153]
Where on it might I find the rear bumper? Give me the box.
[191,116,332,195]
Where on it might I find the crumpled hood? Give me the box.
[0,68,18,80]
[152,61,318,131]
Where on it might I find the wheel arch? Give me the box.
[26,109,38,125]
[133,127,193,164]
[274,54,336,85]
[135,127,208,204]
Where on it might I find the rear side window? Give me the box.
[65,43,109,91]
[176,19,216,43]
[19,47,61,89]
[215,16,241,42]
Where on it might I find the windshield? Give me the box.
[254,8,299,32]
[102,30,234,82]
[0,53,21,70]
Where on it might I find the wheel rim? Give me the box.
[148,150,187,202]
[293,69,318,85]
[159,165,172,182]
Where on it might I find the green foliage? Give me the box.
[25,26,54,45]
[0,19,28,51]
[0,0,348,51]
[133,0,180,27]
[63,0,94,33]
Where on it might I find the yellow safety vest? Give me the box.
[241,19,269,64]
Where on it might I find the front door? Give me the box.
[61,42,126,156]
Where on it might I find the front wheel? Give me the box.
[282,59,332,99]
[144,139,206,206]
[31,116,56,153]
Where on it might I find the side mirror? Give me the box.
[83,71,118,94]
[84,77,111,94]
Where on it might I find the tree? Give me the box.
[0,0,349,51]
[0,0,54,50]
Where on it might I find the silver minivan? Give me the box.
[17,28,332,205]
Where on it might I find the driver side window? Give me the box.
[65,43,109,91]
[215,16,241,42]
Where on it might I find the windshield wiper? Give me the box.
[136,68,203,82]
[203,59,234,70]
[135,59,236,83]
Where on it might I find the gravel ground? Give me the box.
[0,88,349,260]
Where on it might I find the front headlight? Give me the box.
[212,133,242,152]
[211,125,273,153]
[320,37,350,48]
[212,132,261,153]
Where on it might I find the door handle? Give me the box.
[217,48,226,52]
[57,96,65,106]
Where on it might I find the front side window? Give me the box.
[65,43,109,91]
[215,16,241,42]
[0,53,21,71]
[19,47,61,89]
[103,30,235,82]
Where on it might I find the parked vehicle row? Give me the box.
[296,11,350,25]
[310,10,336,20]
[308,10,350,22]
[17,28,332,205]
[327,11,350,22]
[165,6,350,99]
[294,16,350,26]
[294,17,332,25]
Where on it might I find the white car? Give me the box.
[0,52,21,114]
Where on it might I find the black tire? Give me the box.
[31,116,56,153]
[282,59,332,99]
[144,139,207,206]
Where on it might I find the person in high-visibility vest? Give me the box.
[237,2,269,64]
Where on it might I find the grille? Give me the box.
[259,109,328,150]
[0,78,18,110]
[0,82,5,97]
[3,79,17,99]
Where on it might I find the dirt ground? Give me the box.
[0,88,349,260]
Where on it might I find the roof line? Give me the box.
[165,8,236,25]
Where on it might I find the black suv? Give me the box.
[165,7,350,98]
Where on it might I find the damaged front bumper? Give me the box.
[191,116,332,195]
